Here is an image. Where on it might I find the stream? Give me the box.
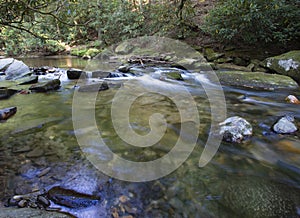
[0,56,300,217]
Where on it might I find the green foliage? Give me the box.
[0,0,196,55]
[203,0,300,44]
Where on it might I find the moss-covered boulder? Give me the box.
[216,71,298,90]
[263,50,300,84]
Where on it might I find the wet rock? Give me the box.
[222,176,300,218]
[285,95,300,104]
[0,88,18,99]
[67,68,86,79]
[263,50,300,84]
[164,71,184,81]
[0,208,71,218]
[32,66,55,75]
[0,106,17,121]
[17,75,38,85]
[216,71,299,90]
[219,116,252,143]
[91,71,110,78]
[47,186,100,208]
[78,82,109,92]
[3,59,31,80]
[118,65,131,73]
[272,115,298,134]
[107,72,131,78]
[29,79,61,92]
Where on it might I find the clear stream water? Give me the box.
[0,56,300,217]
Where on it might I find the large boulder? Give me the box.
[216,70,298,90]
[263,50,300,84]
[0,58,31,80]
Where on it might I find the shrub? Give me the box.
[203,0,300,44]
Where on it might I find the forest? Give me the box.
[0,0,299,56]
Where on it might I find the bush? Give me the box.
[203,0,300,44]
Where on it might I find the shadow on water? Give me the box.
[0,57,299,217]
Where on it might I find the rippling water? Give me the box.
[0,56,299,217]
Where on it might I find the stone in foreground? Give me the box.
[272,115,298,134]
[0,106,17,121]
[219,116,252,143]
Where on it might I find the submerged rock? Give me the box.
[219,116,252,143]
[67,68,86,79]
[272,115,298,134]
[47,186,100,208]
[0,106,17,121]
[263,50,300,84]
[222,176,300,218]
[0,208,70,218]
[0,88,18,99]
[29,79,61,92]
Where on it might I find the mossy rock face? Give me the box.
[204,48,224,62]
[263,50,300,84]
[216,71,298,90]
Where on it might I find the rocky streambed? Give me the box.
[0,40,300,217]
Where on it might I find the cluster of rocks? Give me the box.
[220,113,298,144]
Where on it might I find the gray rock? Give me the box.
[29,79,61,92]
[272,115,298,134]
[263,50,300,84]
[4,59,31,80]
[67,68,86,80]
[219,116,252,143]
[0,58,14,71]
[0,208,71,218]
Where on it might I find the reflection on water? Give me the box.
[20,55,88,69]
[0,57,299,217]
